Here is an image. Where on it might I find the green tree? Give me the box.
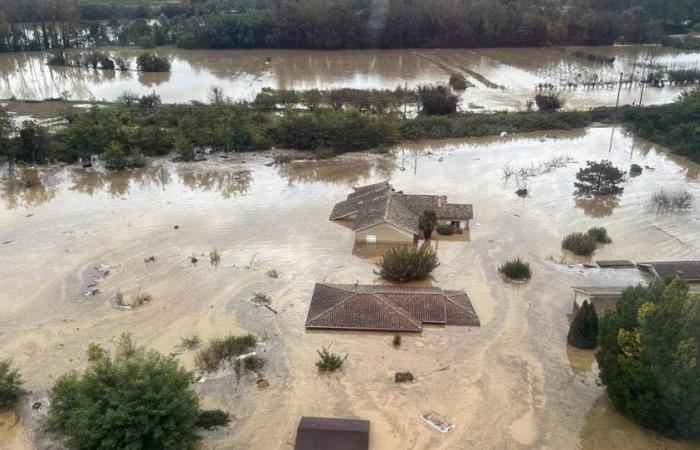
[0,359,27,410]
[47,334,200,449]
[102,142,127,170]
[596,280,700,438]
[418,209,437,239]
[418,84,458,115]
[574,160,626,196]
[174,135,195,161]
[567,301,598,349]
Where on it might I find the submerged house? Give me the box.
[329,182,473,244]
[305,283,480,332]
[637,261,700,283]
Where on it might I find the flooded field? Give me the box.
[1,46,699,110]
[1,126,699,449]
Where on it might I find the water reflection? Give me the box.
[573,194,621,218]
[176,167,251,198]
[277,156,393,186]
[0,171,59,209]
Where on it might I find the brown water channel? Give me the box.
[1,127,699,448]
[0,46,698,110]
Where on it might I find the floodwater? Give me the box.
[1,127,700,449]
[0,46,699,110]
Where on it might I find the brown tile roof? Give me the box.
[305,284,480,332]
[329,183,473,235]
[637,261,700,282]
[295,417,369,450]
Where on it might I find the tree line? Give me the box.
[0,0,698,52]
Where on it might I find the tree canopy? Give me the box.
[47,334,200,449]
[574,160,626,196]
[596,280,700,438]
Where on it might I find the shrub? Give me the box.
[436,224,454,236]
[498,257,531,280]
[103,142,127,170]
[597,280,700,438]
[316,347,347,372]
[127,148,146,168]
[535,93,563,111]
[448,73,468,90]
[649,189,694,213]
[194,334,257,372]
[392,335,401,347]
[567,301,598,349]
[196,409,230,430]
[209,247,221,266]
[418,84,458,115]
[174,135,195,162]
[586,226,612,243]
[181,334,201,350]
[574,160,625,196]
[252,292,271,305]
[394,372,414,383]
[136,53,171,72]
[630,163,643,176]
[562,232,597,255]
[377,247,439,282]
[0,359,27,409]
[47,334,199,449]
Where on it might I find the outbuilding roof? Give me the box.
[295,417,369,450]
[637,261,700,282]
[305,284,480,332]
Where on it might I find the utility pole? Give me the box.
[639,58,650,108]
[615,72,623,109]
[403,82,408,119]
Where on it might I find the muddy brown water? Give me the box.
[1,127,700,449]
[0,46,698,110]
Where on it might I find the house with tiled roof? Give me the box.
[305,283,480,332]
[329,182,473,244]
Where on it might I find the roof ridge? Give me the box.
[373,293,423,328]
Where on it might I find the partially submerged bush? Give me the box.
[316,347,347,372]
[377,247,439,282]
[649,189,695,213]
[252,292,271,305]
[498,257,531,280]
[562,232,597,256]
[195,334,257,372]
[574,160,625,196]
[136,53,171,72]
[209,247,221,266]
[103,143,127,170]
[392,335,401,347]
[47,334,199,449]
[448,73,468,90]
[418,84,458,115]
[567,301,598,349]
[586,226,612,244]
[0,359,27,409]
[535,93,563,111]
[181,334,201,350]
[196,409,231,430]
[436,224,454,236]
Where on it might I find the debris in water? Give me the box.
[256,378,270,389]
[515,188,528,197]
[267,269,279,279]
[32,402,42,410]
[198,376,208,383]
[394,372,414,383]
[173,225,179,229]
[144,255,156,263]
[190,254,198,264]
[422,411,455,433]
[2,240,12,245]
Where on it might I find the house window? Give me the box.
[366,235,377,243]
[450,221,460,227]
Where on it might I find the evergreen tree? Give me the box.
[568,300,599,349]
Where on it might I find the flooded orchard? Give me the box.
[1,46,699,110]
[1,127,699,449]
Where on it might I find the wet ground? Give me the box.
[0,46,698,110]
[1,127,700,449]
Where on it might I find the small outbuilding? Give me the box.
[294,417,369,450]
[637,261,700,283]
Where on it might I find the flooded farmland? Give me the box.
[1,46,699,110]
[1,127,699,449]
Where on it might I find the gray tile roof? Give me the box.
[637,261,700,282]
[305,283,480,332]
[329,183,473,235]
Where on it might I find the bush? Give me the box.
[597,280,700,438]
[194,334,257,372]
[436,224,454,236]
[196,409,230,430]
[47,334,199,449]
[136,53,171,72]
[567,301,598,349]
[102,142,127,170]
[316,347,347,372]
[174,135,195,162]
[562,232,597,255]
[418,210,437,239]
[448,73,468,90]
[418,84,458,115]
[574,160,625,196]
[181,334,201,350]
[535,93,563,111]
[377,247,439,282]
[649,189,694,213]
[209,247,221,266]
[498,257,531,280]
[392,335,401,347]
[586,226,612,243]
[0,359,27,409]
